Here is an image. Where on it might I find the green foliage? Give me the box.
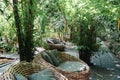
[56,0,119,53]
[0,0,17,52]
[0,0,119,60]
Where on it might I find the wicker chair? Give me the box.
[33,51,90,80]
[0,61,68,80]
[46,38,65,51]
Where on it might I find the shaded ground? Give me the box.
[90,52,120,80]
[64,42,120,80]
[64,48,120,80]
[91,41,120,80]
[0,42,120,80]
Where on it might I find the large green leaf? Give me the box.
[0,9,3,14]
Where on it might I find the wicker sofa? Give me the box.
[0,61,68,80]
[33,50,90,80]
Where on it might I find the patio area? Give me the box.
[0,42,120,80]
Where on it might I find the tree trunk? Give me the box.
[79,50,92,66]
[70,26,74,41]
[24,0,34,62]
[13,0,25,61]
[118,18,120,31]
[78,26,93,66]
[13,0,34,62]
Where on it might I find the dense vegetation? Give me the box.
[0,0,120,64]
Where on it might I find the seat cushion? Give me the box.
[28,69,57,80]
[41,52,54,65]
[58,61,86,72]
[47,39,54,44]
[14,73,28,80]
[52,39,61,44]
[52,49,63,64]
[46,50,63,66]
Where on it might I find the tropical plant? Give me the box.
[12,0,39,61]
[0,0,120,63]
[0,0,17,52]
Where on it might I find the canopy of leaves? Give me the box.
[0,0,119,52]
